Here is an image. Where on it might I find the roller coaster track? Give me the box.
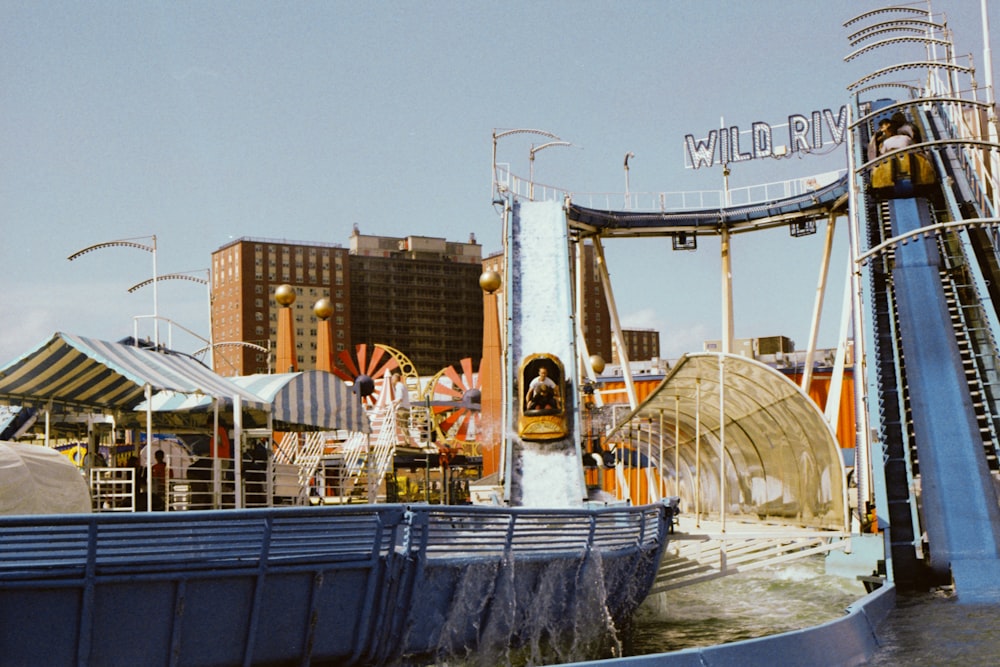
[565,173,848,238]
[856,92,1000,596]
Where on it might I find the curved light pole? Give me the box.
[69,235,159,348]
[129,269,212,368]
[528,140,572,200]
[193,340,271,375]
[624,152,635,209]
[492,128,561,199]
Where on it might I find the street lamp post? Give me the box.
[624,152,635,209]
[129,269,212,367]
[491,128,562,200]
[193,341,271,374]
[69,235,159,348]
[528,141,572,200]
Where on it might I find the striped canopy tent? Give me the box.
[144,371,371,434]
[0,332,273,511]
[0,333,269,413]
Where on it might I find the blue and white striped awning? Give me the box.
[237,372,370,433]
[144,371,370,433]
[0,333,270,412]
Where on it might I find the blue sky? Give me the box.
[1,1,995,367]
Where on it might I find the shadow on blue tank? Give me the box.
[518,353,569,441]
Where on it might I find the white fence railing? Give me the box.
[495,164,847,212]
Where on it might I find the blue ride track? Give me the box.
[566,173,848,236]
[887,196,1000,597]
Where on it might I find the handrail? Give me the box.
[0,502,671,573]
[497,163,848,213]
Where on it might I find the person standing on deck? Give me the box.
[391,370,411,434]
[151,449,172,510]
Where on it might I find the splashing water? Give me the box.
[400,546,645,666]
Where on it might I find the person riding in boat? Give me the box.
[526,366,559,413]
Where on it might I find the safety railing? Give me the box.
[411,502,668,557]
[0,501,672,666]
[89,468,136,512]
[0,502,670,575]
[89,455,295,512]
[495,163,847,212]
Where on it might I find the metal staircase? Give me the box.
[867,198,925,589]
[334,404,413,502]
[273,431,327,505]
[649,520,847,594]
[936,229,1000,472]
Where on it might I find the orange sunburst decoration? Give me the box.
[331,344,400,407]
[426,358,482,443]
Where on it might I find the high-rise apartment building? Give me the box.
[615,329,661,363]
[210,230,483,377]
[211,231,637,378]
[577,243,613,363]
[211,238,351,376]
[348,227,483,375]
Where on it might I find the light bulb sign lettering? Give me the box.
[684,105,848,169]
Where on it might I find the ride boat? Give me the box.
[0,500,669,666]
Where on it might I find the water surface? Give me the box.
[630,556,866,655]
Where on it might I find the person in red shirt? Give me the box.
[151,449,172,510]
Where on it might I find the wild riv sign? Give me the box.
[685,105,848,169]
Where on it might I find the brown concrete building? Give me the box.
[614,328,661,364]
[210,230,483,377]
[348,227,483,375]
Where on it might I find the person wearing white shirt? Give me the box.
[391,370,411,431]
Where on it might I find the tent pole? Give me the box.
[234,394,243,509]
[213,399,221,509]
[145,384,153,512]
[719,355,726,533]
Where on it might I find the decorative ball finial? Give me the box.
[590,354,606,374]
[313,297,333,320]
[480,270,501,294]
[275,284,296,307]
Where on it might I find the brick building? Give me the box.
[614,328,661,364]
[347,228,483,375]
[211,238,350,375]
[210,230,483,376]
